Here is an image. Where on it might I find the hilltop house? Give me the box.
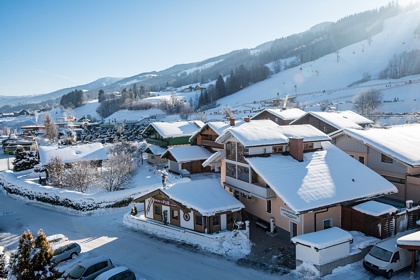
[134,179,244,234]
[205,121,397,240]
[251,108,306,125]
[141,120,204,148]
[331,124,420,204]
[290,111,373,134]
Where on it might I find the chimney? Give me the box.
[289,137,304,162]
[230,118,235,126]
[244,117,250,122]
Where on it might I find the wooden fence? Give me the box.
[341,206,420,239]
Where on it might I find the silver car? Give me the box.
[52,242,81,263]
[67,256,114,280]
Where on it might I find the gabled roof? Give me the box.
[161,146,212,162]
[216,122,329,147]
[252,108,306,121]
[163,179,244,216]
[202,150,225,167]
[290,111,364,130]
[337,110,374,125]
[38,143,108,165]
[216,120,287,147]
[338,124,420,167]
[142,120,204,139]
[352,201,398,216]
[144,145,166,156]
[189,120,244,142]
[245,142,397,214]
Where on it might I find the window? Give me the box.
[226,213,233,223]
[323,219,332,229]
[382,175,406,185]
[266,200,272,213]
[251,169,259,184]
[304,142,314,150]
[226,142,231,159]
[392,251,400,263]
[358,156,365,164]
[381,154,393,163]
[171,209,179,220]
[155,205,161,216]
[195,215,203,226]
[237,143,245,163]
[273,145,283,153]
[237,166,249,182]
[213,216,220,226]
[226,163,236,178]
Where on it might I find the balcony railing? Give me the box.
[200,140,223,149]
[224,177,276,200]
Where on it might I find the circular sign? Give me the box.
[183,213,190,221]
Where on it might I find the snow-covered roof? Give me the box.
[163,179,244,216]
[143,120,204,139]
[341,124,420,167]
[352,201,398,216]
[216,120,287,147]
[338,110,374,125]
[38,143,108,165]
[275,125,331,142]
[144,145,166,156]
[189,120,244,142]
[291,227,353,249]
[397,231,420,247]
[105,108,165,123]
[202,150,225,167]
[291,111,363,130]
[161,146,212,162]
[252,108,306,121]
[245,142,397,213]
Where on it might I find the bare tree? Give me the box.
[46,156,65,188]
[179,103,194,120]
[101,143,136,192]
[43,113,58,143]
[63,161,98,193]
[221,105,234,119]
[353,89,383,116]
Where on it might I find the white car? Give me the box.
[47,234,68,245]
[52,242,81,263]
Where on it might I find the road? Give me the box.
[0,187,285,280]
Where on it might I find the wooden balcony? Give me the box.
[224,177,276,200]
[200,140,223,149]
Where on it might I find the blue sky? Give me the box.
[0,0,397,96]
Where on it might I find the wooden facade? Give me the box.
[291,114,338,134]
[251,110,291,125]
[135,189,240,234]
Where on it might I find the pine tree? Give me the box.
[215,74,227,99]
[13,147,39,172]
[0,246,7,278]
[43,113,58,143]
[11,230,33,280]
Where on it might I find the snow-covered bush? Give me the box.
[13,147,39,172]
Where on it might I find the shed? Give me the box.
[397,230,420,275]
[292,227,353,266]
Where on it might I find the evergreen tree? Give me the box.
[0,246,7,278]
[215,74,227,99]
[98,89,106,103]
[13,147,39,172]
[11,230,33,280]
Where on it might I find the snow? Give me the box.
[292,111,363,130]
[275,124,331,142]
[253,108,306,121]
[343,124,420,167]
[144,120,204,138]
[160,179,244,216]
[337,110,374,125]
[104,108,165,123]
[397,231,420,247]
[144,145,166,156]
[245,142,398,213]
[352,200,398,217]
[161,145,212,162]
[38,142,108,165]
[47,100,102,122]
[291,227,353,250]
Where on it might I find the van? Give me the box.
[363,238,416,278]
[67,256,114,280]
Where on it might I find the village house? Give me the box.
[160,145,212,176]
[143,145,168,165]
[38,142,108,168]
[290,110,373,134]
[330,124,420,204]
[251,108,306,125]
[141,120,204,148]
[134,179,244,234]
[205,121,397,240]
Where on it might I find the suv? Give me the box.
[67,256,114,280]
[94,266,136,280]
[52,242,81,263]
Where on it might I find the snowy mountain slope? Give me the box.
[213,9,420,115]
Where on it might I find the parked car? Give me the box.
[47,234,68,245]
[67,256,114,280]
[363,237,417,278]
[94,266,136,280]
[52,242,81,263]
